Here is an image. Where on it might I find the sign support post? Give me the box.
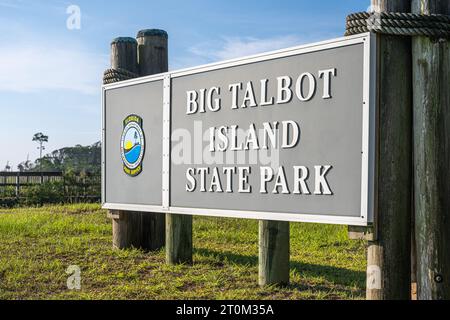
[412,0,450,300]
[109,37,143,249]
[366,0,412,300]
[166,214,193,265]
[259,220,290,286]
[135,29,193,263]
[135,29,169,251]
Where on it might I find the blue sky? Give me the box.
[0,0,368,169]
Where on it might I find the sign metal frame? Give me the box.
[102,32,377,226]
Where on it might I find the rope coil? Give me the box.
[103,68,139,84]
[345,12,450,38]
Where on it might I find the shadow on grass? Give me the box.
[194,248,365,290]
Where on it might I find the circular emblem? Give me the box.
[120,115,145,177]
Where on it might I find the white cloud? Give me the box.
[0,41,108,95]
[189,35,303,62]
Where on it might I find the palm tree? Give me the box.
[32,132,49,172]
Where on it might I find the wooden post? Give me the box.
[111,37,138,74]
[135,29,193,264]
[366,0,412,300]
[137,29,168,75]
[259,220,290,286]
[134,29,169,252]
[412,0,450,300]
[348,225,376,241]
[166,214,193,265]
[111,210,142,249]
[109,37,141,250]
[15,172,20,198]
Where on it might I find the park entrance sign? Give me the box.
[102,32,376,226]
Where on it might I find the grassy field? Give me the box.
[0,204,366,300]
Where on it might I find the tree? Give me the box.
[32,132,49,172]
[4,161,11,172]
[17,160,32,172]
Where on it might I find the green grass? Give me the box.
[0,204,367,300]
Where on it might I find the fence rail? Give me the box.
[0,171,101,205]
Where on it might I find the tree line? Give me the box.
[17,140,101,174]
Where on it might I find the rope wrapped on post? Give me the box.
[103,68,139,84]
[345,12,450,38]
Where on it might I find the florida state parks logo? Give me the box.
[120,114,145,177]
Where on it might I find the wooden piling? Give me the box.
[111,210,141,249]
[110,37,138,74]
[366,0,412,300]
[166,214,193,265]
[259,220,290,286]
[109,37,141,250]
[112,29,172,252]
[136,29,193,264]
[412,0,450,300]
[137,29,169,76]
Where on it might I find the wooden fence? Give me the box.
[0,171,101,204]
